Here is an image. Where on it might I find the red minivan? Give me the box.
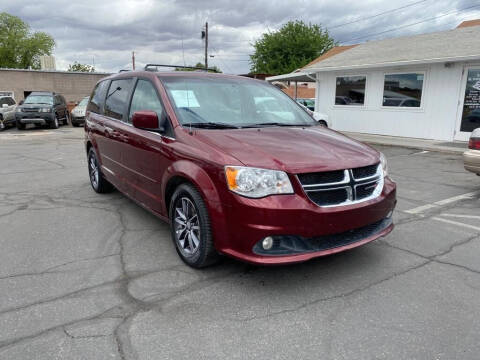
[84,68,396,268]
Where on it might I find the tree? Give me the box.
[0,12,55,69]
[68,62,95,72]
[250,20,335,75]
[175,62,221,73]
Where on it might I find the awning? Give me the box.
[265,71,316,83]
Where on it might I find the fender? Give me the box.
[161,159,230,249]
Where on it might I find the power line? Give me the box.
[328,0,430,30]
[340,3,480,44]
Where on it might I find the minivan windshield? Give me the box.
[161,76,316,128]
[24,95,53,105]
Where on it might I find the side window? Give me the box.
[9,97,16,105]
[0,97,7,107]
[60,96,66,105]
[129,79,164,122]
[105,79,134,121]
[88,80,109,114]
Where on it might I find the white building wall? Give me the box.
[315,62,468,141]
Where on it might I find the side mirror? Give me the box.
[1,104,7,108]
[132,110,165,132]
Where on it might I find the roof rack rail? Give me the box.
[119,69,130,72]
[144,64,220,73]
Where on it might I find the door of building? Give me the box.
[455,67,480,141]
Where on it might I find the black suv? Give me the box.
[15,92,69,129]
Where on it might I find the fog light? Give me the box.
[262,236,274,250]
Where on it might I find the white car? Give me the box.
[70,96,89,127]
[0,96,17,130]
[297,102,330,127]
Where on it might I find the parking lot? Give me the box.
[0,127,479,359]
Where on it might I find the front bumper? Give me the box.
[16,113,54,125]
[71,115,85,124]
[215,177,396,265]
[464,149,480,175]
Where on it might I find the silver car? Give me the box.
[464,128,480,176]
[0,96,17,130]
[70,96,89,127]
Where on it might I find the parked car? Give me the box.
[296,98,315,111]
[383,97,421,107]
[71,96,89,127]
[297,102,330,127]
[85,70,396,268]
[0,96,17,130]
[15,92,69,129]
[463,128,480,176]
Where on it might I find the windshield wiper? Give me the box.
[246,122,312,128]
[183,122,240,129]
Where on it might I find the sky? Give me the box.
[2,0,480,74]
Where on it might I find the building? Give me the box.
[267,21,480,141]
[0,68,110,104]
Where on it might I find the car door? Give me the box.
[102,78,135,194]
[7,97,16,121]
[121,78,175,214]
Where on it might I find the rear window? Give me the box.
[104,79,134,121]
[88,80,109,114]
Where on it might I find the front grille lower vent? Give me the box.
[297,163,382,207]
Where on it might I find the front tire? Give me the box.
[16,120,25,130]
[169,184,219,268]
[50,114,59,129]
[87,148,114,193]
[63,112,70,126]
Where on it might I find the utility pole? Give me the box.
[204,22,208,70]
[132,51,136,70]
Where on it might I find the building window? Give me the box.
[383,73,423,107]
[335,76,366,105]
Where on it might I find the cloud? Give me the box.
[2,0,480,73]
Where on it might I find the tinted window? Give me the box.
[105,79,134,121]
[8,97,15,105]
[335,76,366,105]
[88,80,109,114]
[129,79,164,122]
[383,73,423,107]
[0,97,8,106]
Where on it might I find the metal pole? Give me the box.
[294,81,298,100]
[132,51,136,70]
[205,22,208,70]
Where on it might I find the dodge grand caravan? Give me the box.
[84,68,396,268]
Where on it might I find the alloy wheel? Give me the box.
[173,197,201,257]
[89,154,99,189]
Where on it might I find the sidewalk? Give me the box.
[344,132,468,155]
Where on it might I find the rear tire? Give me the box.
[87,148,114,193]
[169,184,219,268]
[72,121,80,127]
[63,112,69,126]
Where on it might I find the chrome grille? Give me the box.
[23,108,39,112]
[298,163,383,207]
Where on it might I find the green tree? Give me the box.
[250,20,335,75]
[175,62,221,73]
[0,12,55,69]
[68,61,95,72]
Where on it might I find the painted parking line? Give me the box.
[441,213,480,220]
[433,217,480,232]
[405,191,480,214]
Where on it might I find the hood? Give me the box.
[194,126,379,174]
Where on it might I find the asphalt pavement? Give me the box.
[0,126,479,359]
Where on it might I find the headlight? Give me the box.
[225,166,293,198]
[40,108,51,113]
[379,152,388,177]
[16,107,22,113]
